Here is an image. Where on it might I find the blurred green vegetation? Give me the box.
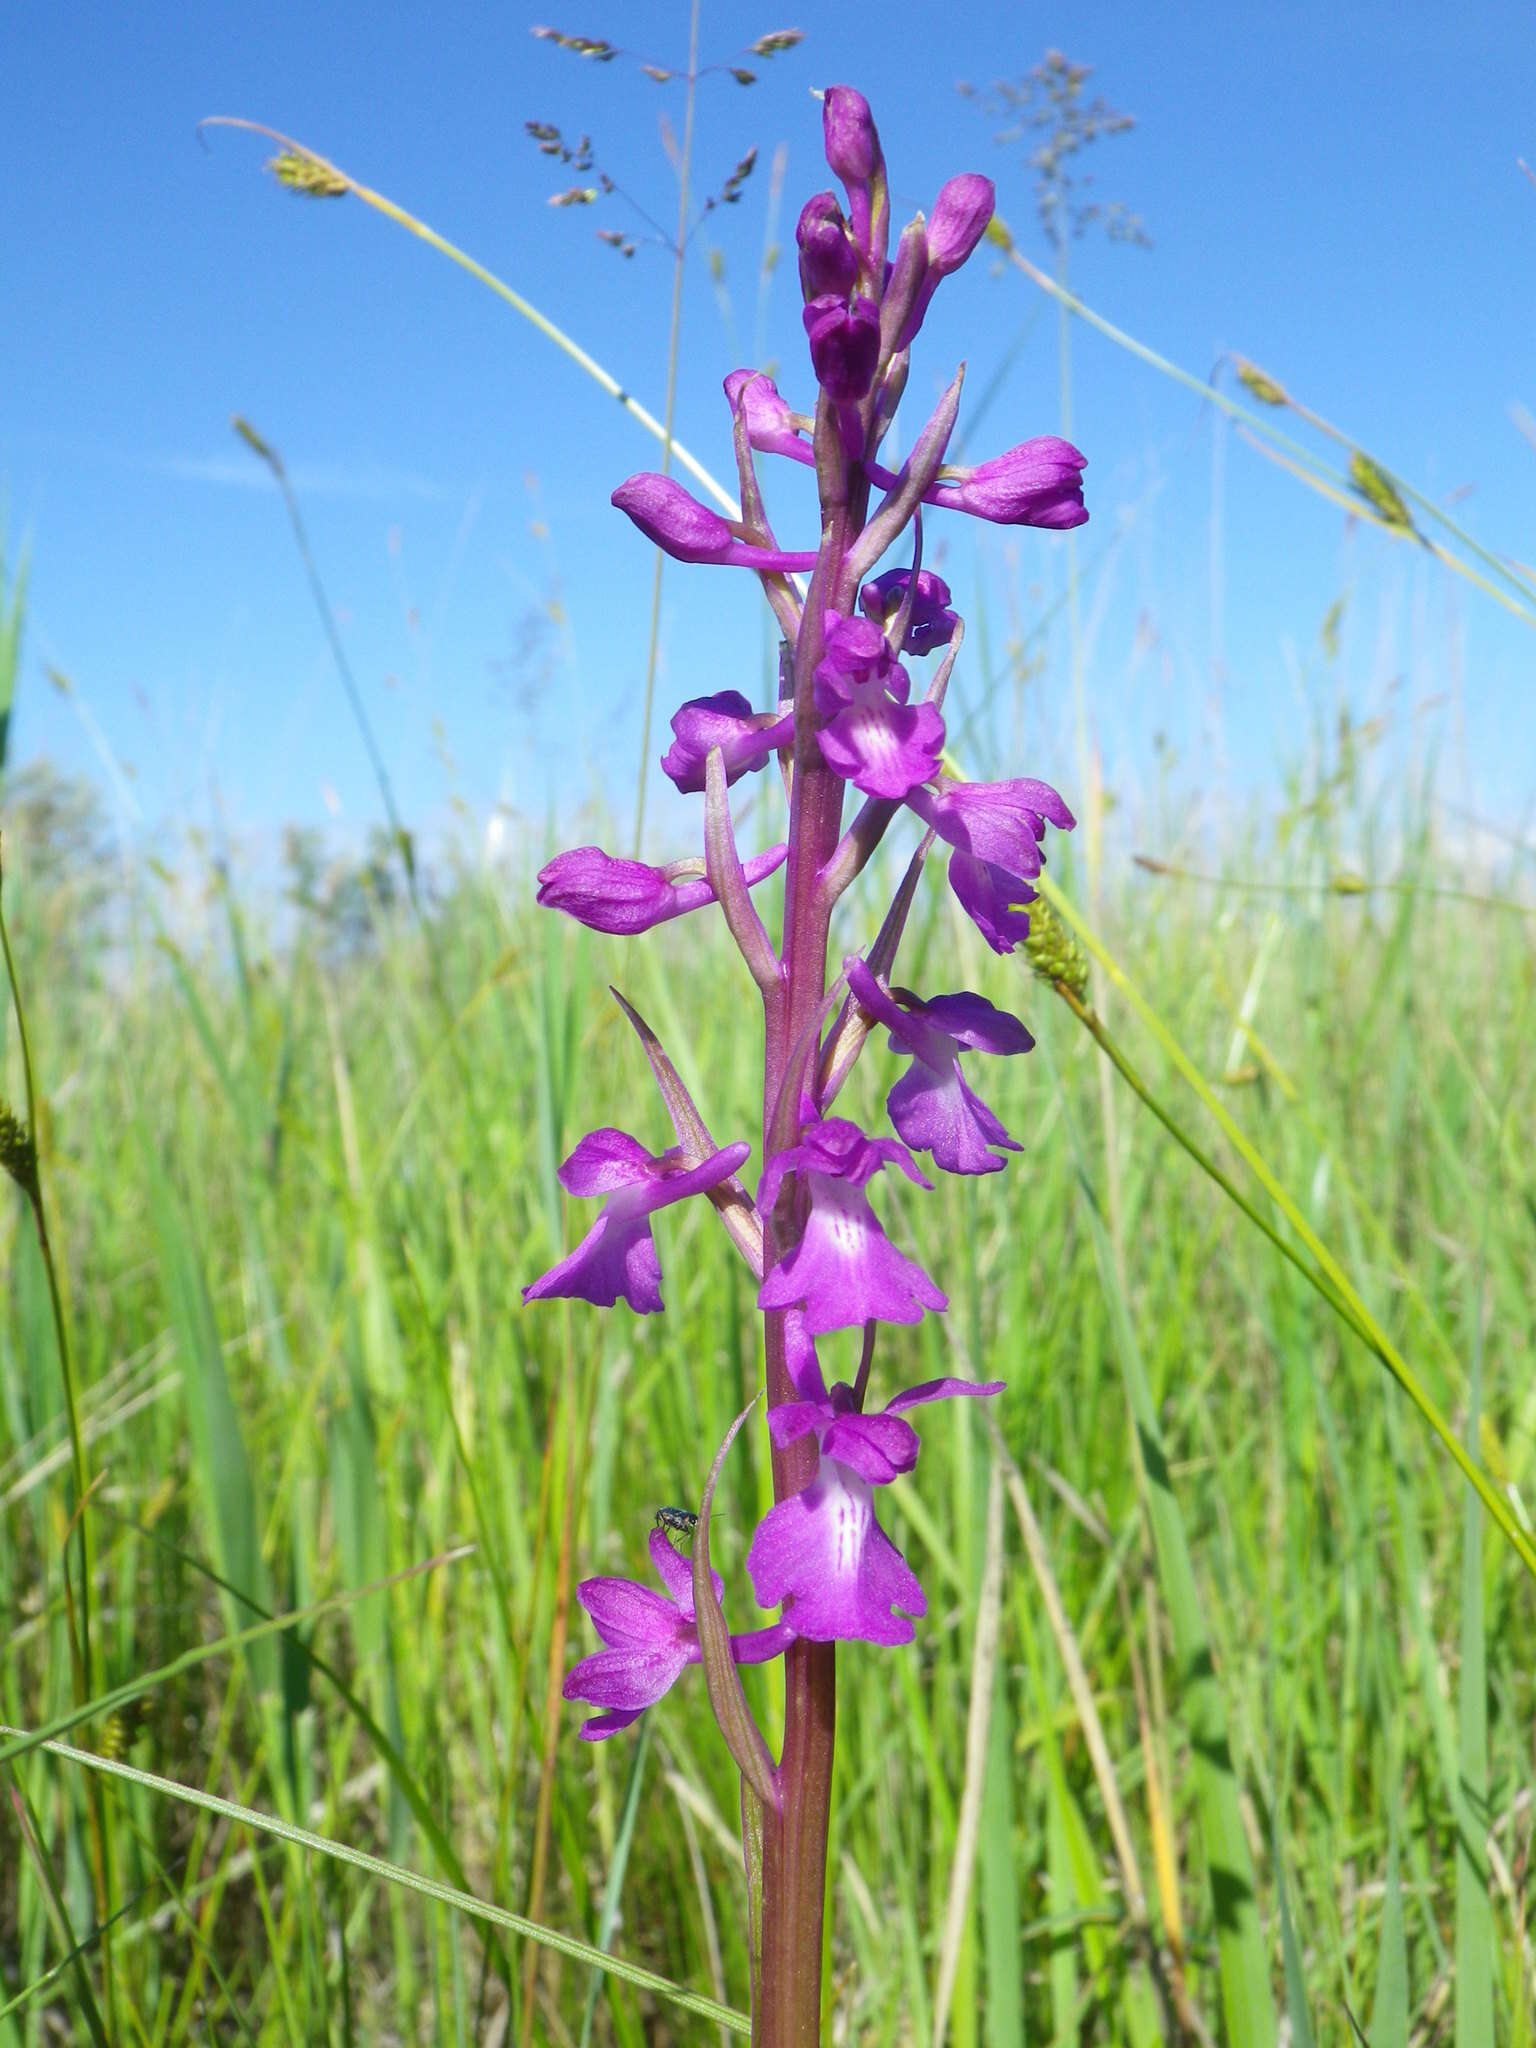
[0,732,1531,2043]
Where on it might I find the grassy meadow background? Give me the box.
[3,41,1536,2048]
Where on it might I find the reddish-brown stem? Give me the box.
[757,406,871,2042]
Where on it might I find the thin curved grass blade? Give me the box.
[10,1730,751,2036]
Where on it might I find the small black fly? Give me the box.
[654,1506,699,1542]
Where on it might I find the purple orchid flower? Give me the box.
[523,1127,751,1314]
[536,842,787,936]
[902,781,1072,955]
[660,689,794,795]
[844,956,1033,1175]
[565,1526,793,1739]
[745,1314,1003,1643]
[906,777,1075,879]
[859,568,959,656]
[812,612,945,799]
[758,1116,946,1334]
[611,473,819,573]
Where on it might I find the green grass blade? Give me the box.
[11,1731,751,2035]
[1456,1283,1495,2047]
[1370,1825,1408,2047]
[149,1169,275,1695]
[1273,1825,1315,2048]
[5,1775,112,2048]
[0,532,26,779]
[979,1657,1023,2048]
[578,1715,653,2048]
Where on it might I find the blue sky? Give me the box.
[4,0,1533,866]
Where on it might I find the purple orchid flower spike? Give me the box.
[565,1525,793,1739]
[523,1127,751,1314]
[844,956,1034,1175]
[536,83,1086,2030]
[758,1116,947,1334]
[660,689,794,795]
[536,842,788,936]
[813,612,945,799]
[745,1315,1003,1643]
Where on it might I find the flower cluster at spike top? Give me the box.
[524,83,1082,1910]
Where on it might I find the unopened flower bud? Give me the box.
[537,842,788,935]
[803,293,880,404]
[822,86,880,188]
[925,173,995,275]
[796,191,858,302]
[822,85,887,275]
[613,474,818,572]
[930,437,1089,529]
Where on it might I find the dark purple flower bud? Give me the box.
[612,473,819,571]
[845,957,1032,1175]
[926,173,995,276]
[537,842,787,936]
[928,437,1089,529]
[860,568,960,656]
[723,370,810,464]
[758,1116,946,1334]
[563,1526,793,1738]
[660,689,794,795]
[812,611,943,798]
[795,191,858,302]
[802,293,881,405]
[744,1312,1001,1643]
[822,86,880,189]
[524,1128,753,1314]
[905,777,1075,880]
